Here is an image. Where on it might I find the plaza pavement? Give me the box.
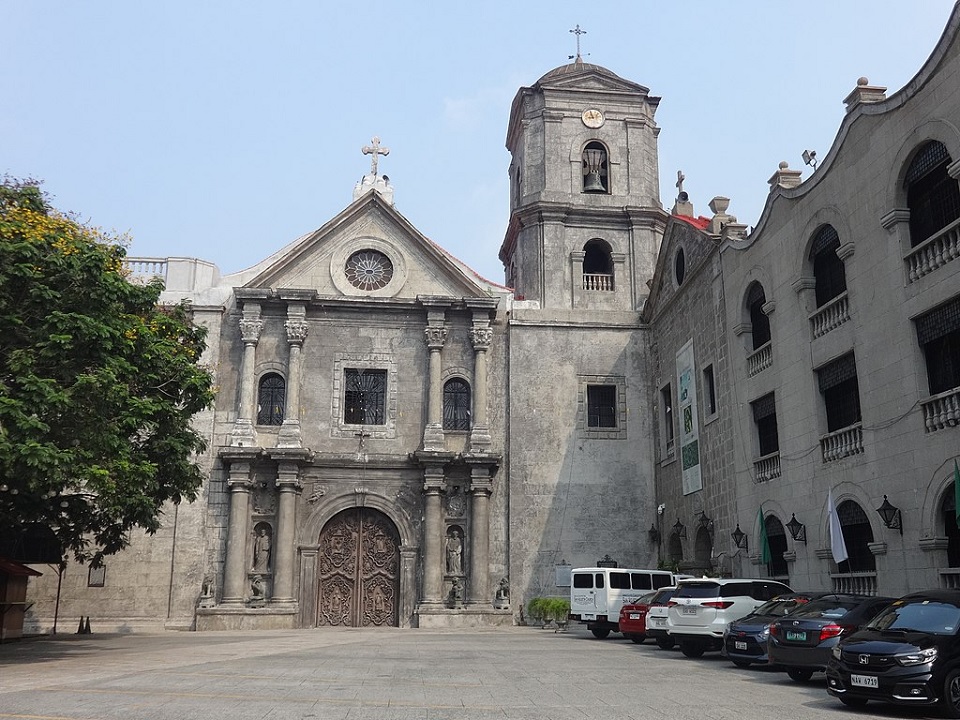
[0,624,920,720]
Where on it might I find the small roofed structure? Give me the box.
[0,558,41,642]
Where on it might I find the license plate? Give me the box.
[735,641,748,650]
[629,613,640,620]
[850,674,878,688]
[681,607,697,615]
[785,630,806,641]
[651,618,666,627]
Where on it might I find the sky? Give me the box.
[3,2,956,285]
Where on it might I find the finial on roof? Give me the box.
[354,136,395,205]
[569,24,586,63]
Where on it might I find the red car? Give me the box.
[619,591,658,643]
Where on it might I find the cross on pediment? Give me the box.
[362,136,390,176]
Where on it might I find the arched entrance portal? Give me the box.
[317,508,400,627]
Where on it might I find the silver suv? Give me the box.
[667,577,792,657]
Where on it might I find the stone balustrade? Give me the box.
[830,572,877,596]
[582,273,613,291]
[753,451,781,483]
[124,257,168,283]
[747,342,772,377]
[921,386,960,432]
[820,422,863,462]
[906,217,960,282]
[809,291,850,339]
[940,568,960,590]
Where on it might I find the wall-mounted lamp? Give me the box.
[876,495,903,535]
[673,518,687,539]
[648,524,661,544]
[731,523,748,550]
[697,510,714,533]
[785,513,807,543]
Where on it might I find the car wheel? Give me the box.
[655,637,675,650]
[630,634,645,644]
[680,641,705,658]
[943,669,960,718]
[590,628,610,639]
[839,696,868,708]
[731,659,752,669]
[786,667,814,682]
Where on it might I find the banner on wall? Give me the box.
[676,339,702,495]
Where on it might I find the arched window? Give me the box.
[906,140,960,248]
[582,239,614,291]
[941,490,960,568]
[675,247,686,286]
[765,515,789,579]
[582,141,609,193]
[694,526,712,567]
[443,378,471,431]
[747,283,770,350]
[256,373,285,426]
[668,532,683,563]
[810,225,847,308]
[837,500,876,573]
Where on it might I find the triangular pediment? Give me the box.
[537,68,651,96]
[644,217,717,321]
[235,191,503,301]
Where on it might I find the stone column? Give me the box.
[468,323,493,451]
[278,304,308,449]
[271,460,302,605]
[220,459,254,605]
[422,313,447,451]
[231,305,262,447]
[467,465,493,605]
[421,467,445,605]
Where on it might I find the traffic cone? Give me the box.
[83,616,91,634]
[76,617,84,634]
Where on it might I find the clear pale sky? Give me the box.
[3,2,955,284]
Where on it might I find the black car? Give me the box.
[723,592,830,668]
[768,594,895,681]
[826,590,960,716]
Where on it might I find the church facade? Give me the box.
[17,5,960,631]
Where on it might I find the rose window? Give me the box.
[345,250,394,291]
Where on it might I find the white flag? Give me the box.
[828,489,849,565]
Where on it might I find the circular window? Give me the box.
[675,247,686,286]
[345,249,394,291]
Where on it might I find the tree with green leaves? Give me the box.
[0,179,215,564]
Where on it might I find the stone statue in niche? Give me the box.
[253,524,272,572]
[494,577,510,609]
[447,577,464,608]
[446,486,466,517]
[445,530,463,575]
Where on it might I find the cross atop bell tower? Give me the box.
[353,136,395,205]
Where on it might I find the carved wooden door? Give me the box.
[316,508,399,627]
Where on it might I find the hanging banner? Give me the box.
[676,339,702,495]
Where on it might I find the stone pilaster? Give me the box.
[468,324,493,451]
[467,464,493,605]
[421,467,446,605]
[271,459,303,605]
[219,454,256,605]
[422,319,447,451]
[231,305,262,447]
[277,304,309,449]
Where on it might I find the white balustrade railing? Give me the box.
[747,342,772,377]
[820,422,863,462]
[753,451,781,483]
[921,386,960,433]
[831,572,877,596]
[940,568,960,590]
[809,292,850,339]
[905,217,960,283]
[124,257,168,283]
[582,273,613,291]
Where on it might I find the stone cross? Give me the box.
[569,25,586,61]
[362,136,390,176]
[676,170,685,195]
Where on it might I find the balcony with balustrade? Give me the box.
[747,341,772,377]
[820,422,863,462]
[582,273,613,291]
[830,572,877,595]
[809,292,850,339]
[921,386,960,432]
[906,217,960,283]
[124,257,168,284]
[753,451,781,483]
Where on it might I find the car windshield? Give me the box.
[788,598,858,620]
[867,600,960,635]
[750,597,809,617]
[626,592,657,606]
[673,583,721,599]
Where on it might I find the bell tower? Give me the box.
[499,55,668,310]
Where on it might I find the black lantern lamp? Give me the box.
[785,513,807,543]
[648,523,661,544]
[876,495,903,535]
[731,523,748,550]
[697,510,714,533]
[673,518,687,539]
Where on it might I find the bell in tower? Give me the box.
[582,143,608,193]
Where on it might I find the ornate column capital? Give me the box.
[284,319,309,346]
[424,325,448,349]
[469,326,492,350]
[240,318,263,344]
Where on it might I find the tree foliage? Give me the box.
[0,179,215,563]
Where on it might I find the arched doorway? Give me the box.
[316,508,400,627]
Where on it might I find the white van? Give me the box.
[569,567,679,638]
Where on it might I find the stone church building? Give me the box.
[17,5,960,631]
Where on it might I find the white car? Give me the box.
[667,577,792,657]
[644,586,680,649]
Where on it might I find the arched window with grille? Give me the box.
[443,378,471,431]
[581,141,609,194]
[837,500,876,573]
[257,373,285,426]
[941,490,960,568]
[747,282,771,350]
[765,515,789,579]
[810,225,847,308]
[906,140,960,248]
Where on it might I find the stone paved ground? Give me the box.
[0,625,931,720]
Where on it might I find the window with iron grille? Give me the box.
[765,515,789,578]
[703,364,717,416]
[747,283,770,349]
[587,384,617,428]
[916,295,960,395]
[751,392,779,456]
[256,373,285,426]
[443,378,471,431]
[837,500,876,573]
[906,140,960,248]
[810,225,847,308]
[344,369,386,425]
[817,353,862,432]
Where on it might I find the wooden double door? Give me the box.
[316,508,399,627]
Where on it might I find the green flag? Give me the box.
[954,460,960,529]
[758,506,772,565]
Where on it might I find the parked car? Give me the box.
[768,594,895,682]
[826,590,960,716]
[619,591,658,643]
[723,592,830,667]
[645,586,679,649]
[667,578,793,657]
